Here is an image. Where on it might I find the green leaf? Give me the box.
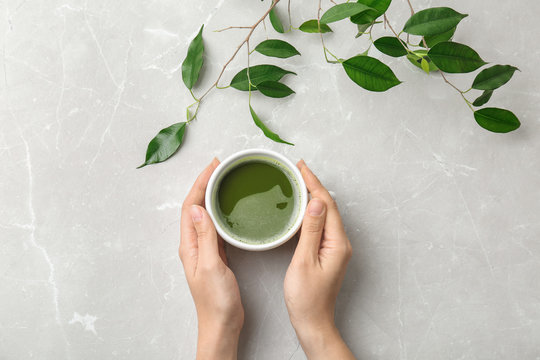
[181,25,204,90]
[342,55,401,92]
[428,41,487,73]
[403,7,467,36]
[350,0,392,24]
[269,8,284,33]
[320,3,374,24]
[472,90,494,107]
[420,57,430,74]
[256,81,295,98]
[373,37,408,57]
[249,105,293,145]
[472,65,519,90]
[137,122,187,168]
[230,65,296,91]
[421,27,456,48]
[254,39,300,58]
[299,19,333,33]
[473,107,520,133]
[355,23,371,38]
[406,50,439,72]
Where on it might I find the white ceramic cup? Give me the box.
[205,149,308,251]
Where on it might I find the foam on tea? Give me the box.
[216,160,297,244]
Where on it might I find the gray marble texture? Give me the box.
[1,0,540,359]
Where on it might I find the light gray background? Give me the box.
[1,0,539,359]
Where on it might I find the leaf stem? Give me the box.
[197,0,281,103]
[189,89,198,102]
[213,26,252,32]
[383,14,414,54]
[440,72,474,112]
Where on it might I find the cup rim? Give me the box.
[205,149,308,251]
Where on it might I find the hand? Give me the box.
[179,158,244,360]
[284,160,354,360]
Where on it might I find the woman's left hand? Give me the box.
[179,158,244,360]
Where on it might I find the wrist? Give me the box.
[294,322,351,360]
[197,323,241,360]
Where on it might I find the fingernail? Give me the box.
[298,159,306,169]
[190,205,203,222]
[308,198,324,216]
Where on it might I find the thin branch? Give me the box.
[383,14,410,51]
[214,26,252,32]
[440,72,474,111]
[198,0,281,102]
[288,0,292,29]
[406,0,415,15]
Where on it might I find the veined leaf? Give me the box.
[269,8,284,33]
[373,37,408,57]
[421,27,456,48]
[428,41,487,73]
[256,81,295,98]
[254,39,300,58]
[406,50,438,72]
[320,3,374,24]
[351,0,391,24]
[403,7,467,36]
[472,90,494,107]
[181,25,204,90]
[472,65,519,90]
[299,19,333,33]
[230,65,296,91]
[474,107,520,133]
[342,55,401,92]
[355,23,371,38]
[137,122,187,168]
[250,105,293,145]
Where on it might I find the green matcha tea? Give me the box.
[216,160,296,243]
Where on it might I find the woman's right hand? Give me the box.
[283,160,355,360]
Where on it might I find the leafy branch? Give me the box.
[138,0,521,169]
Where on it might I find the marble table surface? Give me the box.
[2,0,539,359]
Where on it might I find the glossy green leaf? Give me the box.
[472,65,519,90]
[342,55,401,92]
[428,41,487,73]
[373,37,408,57]
[320,3,374,24]
[355,23,371,38]
[420,57,430,74]
[269,8,284,33]
[403,7,467,36]
[474,107,520,133]
[230,65,296,91]
[256,81,295,98]
[421,27,456,48]
[406,50,439,72]
[350,0,391,24]
[137,122,187,168]
[299,19,333,33]
[249,105,293,145]
[472,90,494,107]
[181,25,204,90]
[254,39,300,58]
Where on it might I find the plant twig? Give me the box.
[288,0,292,29]
[406,0,415,15]
[440,72,474,111]
[214,26,252,32]
[383,14,410,52]
[198,0,281,103]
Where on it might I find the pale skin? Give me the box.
[179,158,354,360]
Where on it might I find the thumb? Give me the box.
[190,205,220,263]
[295,198,326,263]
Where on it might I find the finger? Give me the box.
[190,205,221,264]
[184,157,220,207]
[295,198,326,262]
[180,158,220,265]
[297,160,346,238]
[218,236,228,266]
